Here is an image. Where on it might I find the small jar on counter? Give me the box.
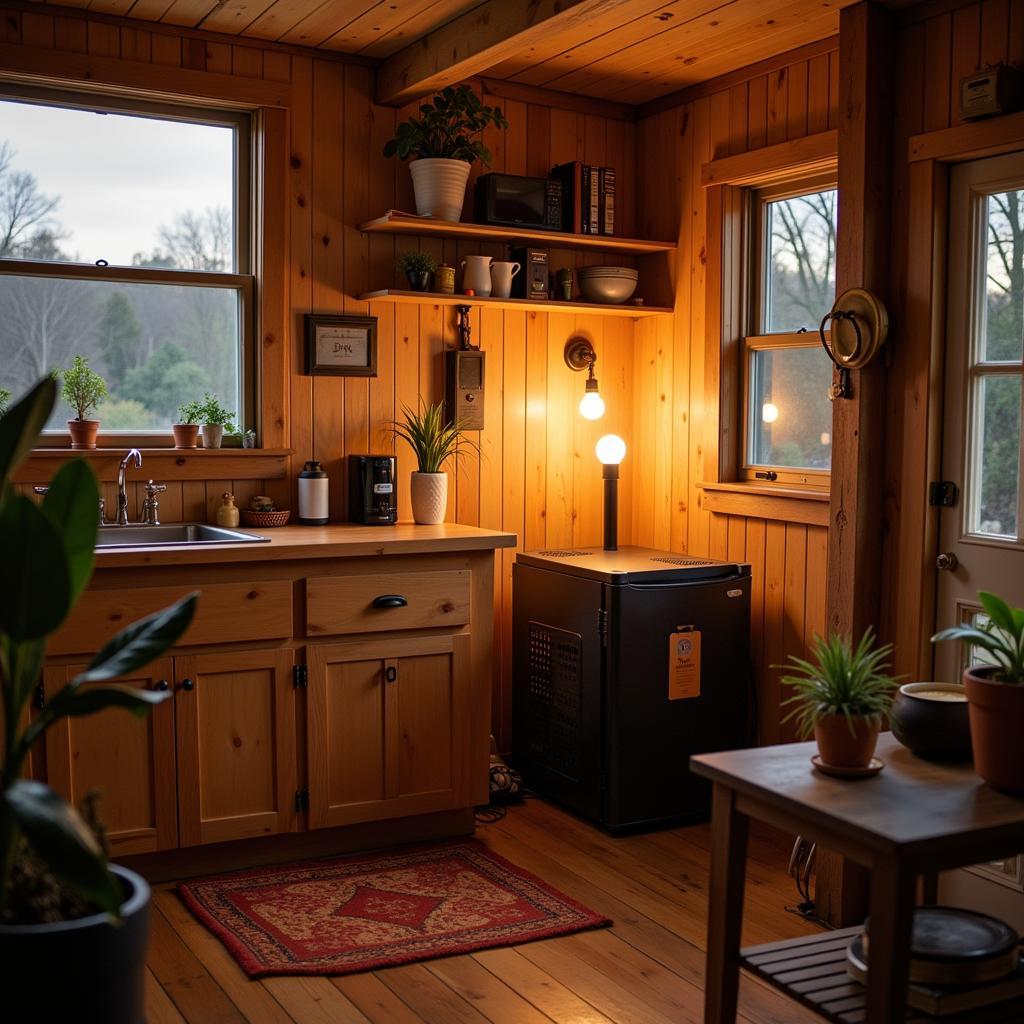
[436,264,456,295]
[298,460,330,525]
[216,492,240,528]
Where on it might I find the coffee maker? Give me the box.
[347,455,397,525]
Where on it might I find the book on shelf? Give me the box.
[550,161,582,234]
[599,167,615,236]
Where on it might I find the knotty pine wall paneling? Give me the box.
[0,5,640,748]
[634,42,838,743]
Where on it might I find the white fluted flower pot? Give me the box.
[409,158,471,222]
[410,472,448,524]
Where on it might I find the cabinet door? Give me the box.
[45,659,177,856]
[307,634,472,830]
[175,649,297,846]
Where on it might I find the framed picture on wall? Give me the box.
[304,314,378,377]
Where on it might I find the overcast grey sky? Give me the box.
[1,98,234,266]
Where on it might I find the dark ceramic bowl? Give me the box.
[891,682,972,762]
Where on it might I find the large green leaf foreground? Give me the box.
[0,377,197,920]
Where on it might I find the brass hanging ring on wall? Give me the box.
[819,287,889,370]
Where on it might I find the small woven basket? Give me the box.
[240,509,291,528]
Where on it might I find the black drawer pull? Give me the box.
[385,666,398,683]
[153,680,170,692]
[180,678,195,692]
[372,595,408,609]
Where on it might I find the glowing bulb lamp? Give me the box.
[596,434,626,551]
[564,336,604,420]
[762,401,779,424]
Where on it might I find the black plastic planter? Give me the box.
[0,864,150,1023]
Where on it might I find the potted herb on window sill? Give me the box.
[933,591,1024,795]
[397,250,438,292]
[391,402,477,524]
[60,355,108,450]
[383,84,508,223]
[780,629,899,770]
[0,377,196,1023]
[173,399,202,448]
[195,392,235,449]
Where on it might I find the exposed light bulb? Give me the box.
[579,390,606,420]
[596,434,627,465]
[762,402,780,424]
[820,432,831,446]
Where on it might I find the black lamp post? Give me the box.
[595,434,626,552]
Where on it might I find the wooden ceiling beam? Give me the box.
[375,0,639,106]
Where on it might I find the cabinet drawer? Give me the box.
[50,581,293,655]
[306,571,470,636]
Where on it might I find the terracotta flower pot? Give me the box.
[813,712,882,769]
[410,472,447,525]
[67,418,99,450]
[172,423,200,448]
[964,665,1024,795]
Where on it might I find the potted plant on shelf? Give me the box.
[397,250,438,292]
[383,84,509,223]
[780,629,899,771]
[60,355,108,450]
[0,376,196,1023]
[195,392,235,449]
[173,399,203,449]
[391,401,477,524]
[933,591,1024,794]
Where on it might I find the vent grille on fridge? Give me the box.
[526,622,583,781]
[538,549,592,557]
[650,556,716,567]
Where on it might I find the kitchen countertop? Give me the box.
[92,523,517,568]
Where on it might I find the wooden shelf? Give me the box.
[358,211,677,255]
[359,289,671,318]
[740,927,1024,1023]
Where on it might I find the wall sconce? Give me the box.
[564,336,605,420]
[596,433,626,551]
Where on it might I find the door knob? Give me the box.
[936,552,959,571]
[180,678,195,691]
[153,680,170,692]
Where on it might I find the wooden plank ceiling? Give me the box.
[29,0,907,105]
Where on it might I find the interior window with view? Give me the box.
[744,185,837,480]
[0,93,247,434]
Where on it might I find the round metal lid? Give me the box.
[829,287,889,367]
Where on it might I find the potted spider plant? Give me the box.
[397,250,438,292]
[933,591,1024,794]
[391,401,477,524]
[780,629,899,770]
[173,399,203,449]
[60,356,108,450]
[383,84,508,223]
[0,376,196,1023]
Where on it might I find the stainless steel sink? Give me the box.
[96,524,270,548]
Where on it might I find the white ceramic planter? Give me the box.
[409,158,471,222]
[410,472,448,524]
[202,423,224,449]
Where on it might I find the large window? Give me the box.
[0,88,252,436]
[740,181,837,487]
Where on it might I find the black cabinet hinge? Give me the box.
[293,664,308,689]
[929,480,959,507]
[34,683,45,711]
[295,789,310,812]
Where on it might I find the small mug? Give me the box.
[490,260,521,299]
[556,267,573,301]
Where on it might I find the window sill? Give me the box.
[699,481,830,527]
[14,448,292,484]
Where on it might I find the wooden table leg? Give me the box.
[920,872,938,905]
[704,783,749,1024]
[866,860,915,1022]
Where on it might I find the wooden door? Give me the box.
[175,649,297,846]
[307,634,472,829]
[45,659,177,856]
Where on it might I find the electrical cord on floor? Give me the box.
[784,836,834,928]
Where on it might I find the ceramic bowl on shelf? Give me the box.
[578,266,638,304]
[890,682,972,762]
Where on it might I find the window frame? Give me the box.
[0,84,256,445]
[738,173,837,490]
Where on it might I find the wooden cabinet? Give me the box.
[175,649,297,847]
[44,659,178,856]
[307,634,472,829]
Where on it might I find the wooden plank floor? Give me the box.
[146,798,825,1024]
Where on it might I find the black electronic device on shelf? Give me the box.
[474,173,562,231]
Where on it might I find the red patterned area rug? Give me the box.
[178,839,611,977]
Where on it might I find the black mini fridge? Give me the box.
[512,546,752,832]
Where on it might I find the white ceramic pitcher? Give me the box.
[490,260,521,299]
[461,254,493,296]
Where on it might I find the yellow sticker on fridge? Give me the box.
[669,630,701,700]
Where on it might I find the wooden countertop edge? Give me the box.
[92,524,518,568]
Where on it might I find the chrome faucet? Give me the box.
[117,448,142,526]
